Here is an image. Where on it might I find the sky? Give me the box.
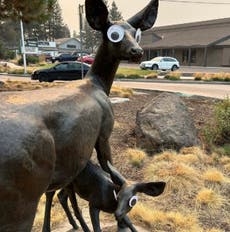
[58,0,230,34]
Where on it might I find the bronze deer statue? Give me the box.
[44,161,165,232]
[0,0,159,231]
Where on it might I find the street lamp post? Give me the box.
[79,4,84,79]
[20,12,27,75]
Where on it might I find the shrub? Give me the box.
[115,73,126,79]
[203,98,230,147]
[193,72,203,81]
[126,74,143,79]
[18,56,39,65]
[194,72,230,82]
[164,72,181,80]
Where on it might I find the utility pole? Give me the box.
[79,4,84,79]
[20,12,27,75]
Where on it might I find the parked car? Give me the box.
[140,56,180,71]
[31,61,90,82]
[51,53,78,63]
[78,54,95,64]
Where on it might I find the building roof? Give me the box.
[55,37,80,45]
[142,17,230,49]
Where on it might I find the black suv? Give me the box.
[51,53,78,63]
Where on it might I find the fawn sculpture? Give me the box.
[0,0,159,231]
[44,161,166,232]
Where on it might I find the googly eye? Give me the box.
[129,196,138,207]
[107,25,125,43]
[135,28,142,43]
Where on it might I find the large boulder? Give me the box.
[135,92,200,155]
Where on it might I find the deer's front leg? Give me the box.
[95,138,112,173]
[89,205,101,232]
[43,191,55,232]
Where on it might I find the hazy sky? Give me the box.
[58,0,230,34]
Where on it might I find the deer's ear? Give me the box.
[85,0,110,31]
[127,0,159,31]
[107,161,126,187]
[135,181,166,196]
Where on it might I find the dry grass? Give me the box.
[125,148,146,167]
[111,85,134,98]
[129,203,202,232]
[0,79,63,91]
[164,71,181,80]
[145,160,202,197]
[196,188,225,209]
[145,72,158,79]
[193,72,230,81]
[202,169,225,184]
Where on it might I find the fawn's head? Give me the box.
[85,0,159,62]
[107,162,166,221]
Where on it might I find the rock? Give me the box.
[135,92,200,155]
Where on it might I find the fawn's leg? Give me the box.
[89,205,101,232]
[57,189,79,230]
[122,215,138,232]
[65,184,91,232]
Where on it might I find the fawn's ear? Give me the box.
[85,0,110,31]
[127,0,159,31]
[107,161,126,187]
[135,181,166,196]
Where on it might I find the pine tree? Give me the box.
[24,1,70,41]
[0,0,57,23]
[109,1,123,21]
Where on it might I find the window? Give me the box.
[182,50,189,63]
[67,44,76,49]
[191,49,196,63]
[68,63,81,70]
[55,63,68,70]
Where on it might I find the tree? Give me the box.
[0,0,57,23]
[81,19,100,53]
[109,1,123,21]
[24,1,70,41]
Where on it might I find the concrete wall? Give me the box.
[222,48,230,66]
[207,47,223,67]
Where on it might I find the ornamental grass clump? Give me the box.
[196,188,225,209]
[145,72,158,79]
[111,85,133,98]
[129,203,201,232]
[164,72,181,80]
[126,148,146,167]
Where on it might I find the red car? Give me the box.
[78,54,95,64]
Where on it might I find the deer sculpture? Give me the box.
[0,0,159,231]
[43,161,166,232]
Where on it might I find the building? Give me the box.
[55,38,81,53]
[141,18,230,67]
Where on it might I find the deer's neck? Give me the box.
[88,42,120,95]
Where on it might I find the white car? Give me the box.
[140,56,180,71]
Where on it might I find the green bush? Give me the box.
[115,73,126,79]
[18,56,39,65]
[126,74,143,79]
[203,98,230,148]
